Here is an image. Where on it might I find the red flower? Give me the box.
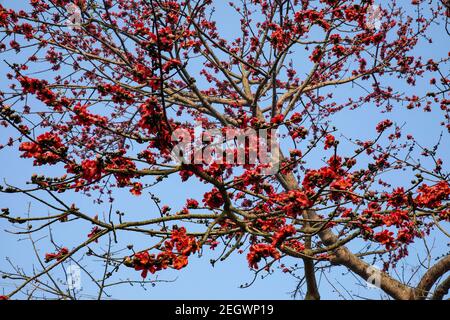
[172,255,188,270]
[19,132,66,166]
[374,230,395,249]
[310,46,323,63]
[270,114,285,125]
[186,199,199,209]
[129,232,196,278]
[45,247,69,263]
[376,119,393,133]
[415,181,450,209]
[247,243,280,269]
[382,209,409,227]
[88,226,102,242]
[203,188,225,209]
[274,190,312,217]
[105,156,137,187]
[162,59,182,73]
[171,227,198,256]
[387,188,408,208]
[440,210,450,222]
[303,167,337,190]
[272,225,296,246]
[97,83,135,105]
[324,134,336,150]
[133,251,154,278]
[285,239,305,253]
[396,228,414,244]
[130,182,143,196]
[330,177,353,191]
[290,113,303,124]
[80,159,103,182]
[72,103,107,127]
[270,25,291,51]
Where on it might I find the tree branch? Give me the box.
[415,254,450,299]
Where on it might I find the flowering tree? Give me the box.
[0,0,449,300]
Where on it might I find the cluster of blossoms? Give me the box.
[347,180,450,253]
[272,190,312,217]
[44,247,69,263]
[63,153,140,194]
[19,132,67,166]
[203,188,225,209]
[98,84,135,105]
[125,227,199,278]
[17,76,71,111]
[247,243,281,269]
[72,103,108,127]
[244,222,299,270]
[415,181,450,209]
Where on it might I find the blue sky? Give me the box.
[0,1,449,300]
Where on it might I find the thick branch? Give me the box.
[432,275,450,300]
[415,254,450,299]
[312,214,414,300]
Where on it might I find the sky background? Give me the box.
[0,0,449,300]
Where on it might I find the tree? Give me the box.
[0,0,449,300]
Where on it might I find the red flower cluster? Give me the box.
[247,243,281,269]
[14,22,34,40]
[373,230,395,250]
[105,156,137,187]
[88,226,102,242]
[203,188,225,209]
[329,177,354,201]
[162,58,182,73]
[98,84,135,105]
[128,227,198,278]
[273,190,312,217]
[130,251,170,279]
[310,46,323,63]
[324,134,336,150]
[186,199,199,209]
[138,99,163,134]
[132,63,153,84]
[415,181,450,209]
[45,247,69,263]
[382,209,409,228]
[137,99,172,154]
[303,167,337,190]
[376,119,394,133]
[80,159,103,182]
[72,103,107,127]
[19,132,66,165]
[18,76,68,109]
[387,187,408,208]
[0,5,10,28]
[270,25,291,51]
[294,9,330,30]
[169,227,199,257]
[271,225,296,246]
[130,182,143,196]
[270,114,284,125]
[154,26,176,51]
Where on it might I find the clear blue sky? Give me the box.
[0,1,448,300]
